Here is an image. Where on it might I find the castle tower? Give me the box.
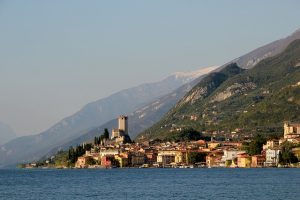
[118,115,128,135]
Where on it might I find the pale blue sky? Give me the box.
[0,0,299,135]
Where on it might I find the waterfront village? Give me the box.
[24,116,300,169]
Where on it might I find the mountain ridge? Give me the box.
[0,66,216,167]
[42,69,215,157]
[138,39,300,140]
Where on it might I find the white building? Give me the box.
[100,149,119,157]
[222,149,245,162]
[265,148,280,167]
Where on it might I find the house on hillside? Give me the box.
[284,122,300,139]
[263,139,279,150]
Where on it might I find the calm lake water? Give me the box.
[0,168,299,200]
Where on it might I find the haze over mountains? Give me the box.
[45,71,213,156]
[0,66,216,167]
[1,29,300,168]
[0,122,16,145]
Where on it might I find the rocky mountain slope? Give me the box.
[138,40,300,140]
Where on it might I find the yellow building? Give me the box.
[157,150,176,165]
[156,150,187,165]
[114,155,128,168]
[237,154,251,168]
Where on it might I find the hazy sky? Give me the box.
[0,0,299,136]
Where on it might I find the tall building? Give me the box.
[118,115,128,135]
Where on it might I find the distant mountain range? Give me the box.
[138,39,300,140]
[0,66,216,167]
[1,29,300,168]
[44,72,210,156]
[0,122,16,145]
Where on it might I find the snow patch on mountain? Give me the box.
[173,66,218,81]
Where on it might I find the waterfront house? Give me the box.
[251,155,265,168]
[114,154,128,168]
[221,149,246,167]
[265,148,280,167]
[101,156,114,168]
[75,156,93,168]
[237,153,251,168]
[129,152,146,167]
[157,150,177,166]
[145,149,158,166]
[206,151,223,168]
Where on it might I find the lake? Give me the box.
[0,168,299,200]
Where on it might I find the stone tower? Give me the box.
[118,115,128,135]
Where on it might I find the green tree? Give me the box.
[167,128,203,142]
[103,128,110,139]
[94,137,98,145]
[279,141,298,165]
[187,152,206,164]
[86,158,97,166]
[246,134,266,156]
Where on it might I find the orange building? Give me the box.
[251,155,265,168]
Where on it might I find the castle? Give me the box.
[111,115,131,144]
